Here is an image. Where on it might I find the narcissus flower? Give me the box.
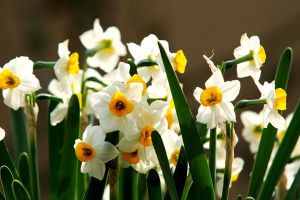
[90,82,143,135]
[193,69,240,129]
[234,33,266,80]
[0,127,5,141]
[241,111,264,153]
[74,125,119,181]
[255,80,286,130]
[0,57,41,110]
[54,40,80,82]
[80,19,126,73]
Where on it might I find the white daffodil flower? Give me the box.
[241,111,264,154]
[0,57,41,110]
[193,69,240,129]
[80,19,126,73]
[255,80,286,130]
[165,99,180,133]
[161,129,183,168]
[90,81,143,135]
[74,125,119,181]
[233,33,266,80]
[0,127,5,141]
[54,40,80,82]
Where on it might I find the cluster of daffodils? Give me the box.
[0,18,299,200]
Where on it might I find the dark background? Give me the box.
[0,0,299,199]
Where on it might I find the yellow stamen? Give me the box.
[258,45,266,64]
[166,99,175,128]
[109,92,134,117]
[0,69,20,89]
[77,92,82,109]
[122,150,140,164]
[139,124,154,147]
[170,149,180,166]
[67,52,80,74]
[75,142,96,162]
[231,173,240,182]
[200,86,223,106]
[173,50,187,74]
[126,74,147,96]
[275,88,287,110]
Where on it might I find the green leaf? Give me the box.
[48,100,66,200]
[18,153,31,196]
[284,167,300,200]
[0,192,5,200]
[0,166,15,200]
[138,173,147,200]
[136,59,158,67]
[57,95,80,200]
[33,61,56,69]
[158,42,215,199]
[10,108,29,163]
[180,173,193,200]
[234,99,266,110]
[126,59,138,75]
[196,122,207,142]
[147,169,163,200]
[209,128,216,189]
[275,47,292,90]
[0,141,19,179]
[12,180,31,200]
[152,131,179,200]
[119,167,138,200]
[258,101,300,200]
[35,94,63,103]
[84,77,108,87]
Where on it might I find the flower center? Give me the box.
[139,124,154,147]
[173,50,187,74]
[122,150,140,164]
[0,69,20,89]
[200,86,223,106]
[109,92,134,117]
[170,149,180,166]
[275,88,287,111]
[253,125,263,135]
[98,39,114,54]
[75,142,96,162]
[67,52,80,74]
[126,74,147,96]
[258,45,266,64]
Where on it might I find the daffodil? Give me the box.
[54,40,80,82]
[74,125,119,181]
[80,19,126,73]
[255,80,286,130]
[233,33,266,80]
[89,81,143,135]
[241,111,264,153]
[0,127,5,141]
[0,57,41,110]
[193,69,240,129]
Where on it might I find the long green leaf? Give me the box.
[181,173,193,200]
[119,167,138,200]
[158,42,214,199]
[284,167,300,200]
[147,169,163,200]
[48,100,66,200]
[10,108,29,163]
[33,61,56,69]
[138,173,147,200]
[18,153,31,196]
[12,180,31,200]
[0,192,5,200]
[35,94,63,102]
[275,47,292,90]
[57,95,80,200]
[0,141,19,179]
[0,166,15,200]
[152,131,179,200]
[258,101,300,200]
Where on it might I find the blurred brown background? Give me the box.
[0,0,299,199]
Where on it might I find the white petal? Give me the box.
[250,36,260,52]
[115,62,131,82]
[79,30,101,49]
[3,89,24,110]
[93,19,103,35]
[216,102,236,122]
[0,127,5,141]
[4,57,34,76]
[104,26,121,41]
[125,82,143,102]
[50,103,68,126]
[127,43,145,62]
[58,40,70,58]
[240,111,261,127]
[205,69,224,88]
[240,33,250,46]
[269,111,286,130]
[87,52,119,73]
[95,141,119,163]
[193,87,203,103]
[220,80,240,102]
[84,158,106,181]
[18,74,41,94]
[117,138,139,152]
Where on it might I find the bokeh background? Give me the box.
[0,0,299,199]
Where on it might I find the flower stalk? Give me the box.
[209,128,217,189]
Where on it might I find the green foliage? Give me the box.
[12,180,31,200]
[0,166,15,200]
[18,153,31,197]
[147,169,162,200]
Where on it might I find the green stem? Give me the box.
[119,167,138,200]
[221,53,253,71]
[288,155,300,163]
[221,122,234,200]
[235,99,267,109]
[24,95,40,200]
[33,61,56,69]
[209,128,217,189]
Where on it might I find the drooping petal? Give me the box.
[205,69,224,88]
[50,103,68,126]
[58,40,70,58]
